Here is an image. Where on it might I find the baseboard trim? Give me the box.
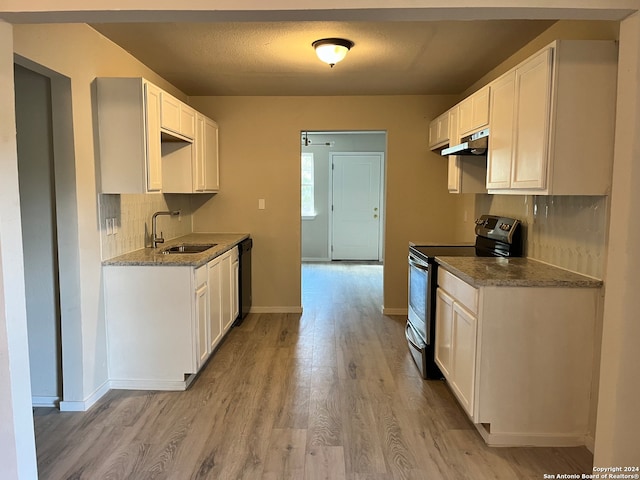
[250,306,304,314]
[59,380,111,412]
[302,257,331,262]
[475,423,587,447]
[584,434,595,453]
[382,307,408,316]
[32,396,60,408]
[109,379,188,391]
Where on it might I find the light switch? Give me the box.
[105,218,113,235]
[258,199,266,210]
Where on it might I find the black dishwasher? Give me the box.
[235,238,252,326]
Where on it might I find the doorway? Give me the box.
[13,58,80,410]
[15,64,62,407]
[301,131,386,262]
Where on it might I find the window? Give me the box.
[301,152,315,217]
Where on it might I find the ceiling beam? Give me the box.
[0,1,636,24]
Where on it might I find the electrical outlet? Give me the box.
[258,199,266,210]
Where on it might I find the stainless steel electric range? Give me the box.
[407,214,522,379]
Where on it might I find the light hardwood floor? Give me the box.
[33,262,593,479]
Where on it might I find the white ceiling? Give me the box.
[90,20,557,96]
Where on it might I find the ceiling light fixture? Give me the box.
[312,38,354,68]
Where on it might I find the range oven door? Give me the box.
[408,254,429,344]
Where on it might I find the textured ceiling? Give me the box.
[91,20,556,96]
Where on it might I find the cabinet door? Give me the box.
[221,252,233,332]
[428,121,439,149]
[447,157,461,193]
[511,48,552,190]
[207,257,222,352]
[160,91,181,134]
[194,114,206,191]
[435,288,454,379]
[451,302,477,418]
[195,115,220,192]
[195,281,209,368]
[447,106,461,192]
[232,253,240,321]
[459,86,490,136]
[204,117,220,191]
[486,71,516,189]
[144,82,162,192]
[428,112,450,150]
[180,105,196,139]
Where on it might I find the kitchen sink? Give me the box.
[161,243,217,254]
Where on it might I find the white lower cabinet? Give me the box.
[435,272,478,418]
[104,247,240,391]
[207,255,223,353]
[220,250,233,333]
[195,265,209,369]
[231,249,240,322]
[435,267,601,447]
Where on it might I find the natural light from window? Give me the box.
[301,152,315,217]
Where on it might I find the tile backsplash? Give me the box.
[475,195,609,279]
[99,193,193,260]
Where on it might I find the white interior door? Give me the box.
[331,152,383,260]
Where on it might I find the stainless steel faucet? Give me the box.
[152,210,180,248]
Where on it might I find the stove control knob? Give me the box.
[500,223,512,231]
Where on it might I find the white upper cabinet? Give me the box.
[161,91,196,140]
[486,71,517,190]
[458,85,490,136]
[428,110,450,150]
[97,77,163,193]
[447,105,487,194]
[180,104,196,139]
[486,40,618,195]
[145,83,163,192]
[194,114,220,193]
[160,91,181,134]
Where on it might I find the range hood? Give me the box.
[442,128,489,156]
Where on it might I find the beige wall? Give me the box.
[189,95,467,311]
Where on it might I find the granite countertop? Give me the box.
[102,233,250,267]
[435,256,603,288]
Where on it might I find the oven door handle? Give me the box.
[405,322,425,350]
[408,255,429,271]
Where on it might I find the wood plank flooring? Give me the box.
[33,262,593,479]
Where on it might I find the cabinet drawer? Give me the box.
[438,268,478,314]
